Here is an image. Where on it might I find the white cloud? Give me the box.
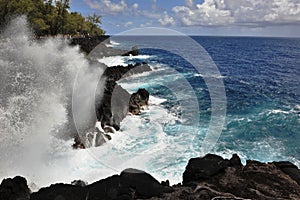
[185,0,194,7]
[172,0,300,27]
[132,3,138,10]
[140,21,153,28]
[158,12,175,26]
[84,0,128,14]
[124,21,133,27]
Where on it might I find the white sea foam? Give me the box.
[105,40,120,47]
[98,55,154,67]
[149,96,167,105]
[194,73,226,79]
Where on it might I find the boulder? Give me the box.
[87,168,173,199]
[229,153,243,167]
[129,88,149,114]
[182,154,228,185]
[0,176,30,200]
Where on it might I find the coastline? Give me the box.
[1,153,300,199]
[1,36,299,199]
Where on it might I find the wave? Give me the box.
[98,55,154,67]
[0,17,105,188]
[105,40,120,47]
[194,73,226,79]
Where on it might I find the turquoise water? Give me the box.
[110,36,300,167]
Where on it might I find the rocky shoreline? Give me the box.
[72,37,151,148]
[1,37,299,199]
[1,154,300,199]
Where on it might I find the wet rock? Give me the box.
[129,88,149,114]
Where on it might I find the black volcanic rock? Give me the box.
[229,153,243,167]
[103,62,151,82]
[70,36,110,54]
[30,184,87,200]
[30,169,172,200]
[88,44,139,59]
[96,63,151,130]
[2,154,300,199]
[179,154,300,199]
[183,154,229,185]
[0,176,30,200]
[273,161,300,185]
[129,88,149,114]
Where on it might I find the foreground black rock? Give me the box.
[0,176,30,200]
[30,169,173,200]
[2,154,300,199]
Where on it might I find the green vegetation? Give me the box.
[0,0,105,36]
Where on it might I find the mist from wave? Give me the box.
[0,17,105,188]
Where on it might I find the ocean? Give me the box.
[0,18,299,189]
[99,35,300,181]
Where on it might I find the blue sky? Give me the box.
[70,0,300,37]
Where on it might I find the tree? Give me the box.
[86,13,105,35]
[0,0,106,36]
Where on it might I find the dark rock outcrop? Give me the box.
[129,88,149,114]
[0,176,30,200]
[183,154,228,185]
[30,169,173,200]
[88,43,139,59]
[70,36,138,57]
[97,63,151,130]
[70,36,109,54]
[273,161,300,185]
[2,154,300,199]
[72,62,151,148]
[70,36,110,54]
[30,184,87,200]
[180,154,300,200]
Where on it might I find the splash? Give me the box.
[0,17,104,186]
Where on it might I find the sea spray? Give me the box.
[0,17,105,186]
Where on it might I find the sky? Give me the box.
[70,0,300,37]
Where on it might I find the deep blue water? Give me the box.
[109,36,300,166]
